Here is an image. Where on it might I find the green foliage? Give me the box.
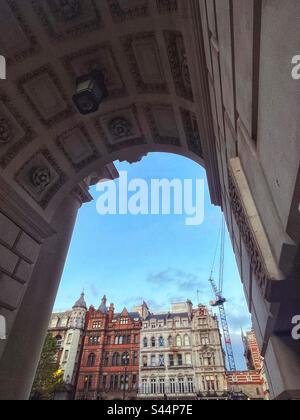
[31,334,63,400]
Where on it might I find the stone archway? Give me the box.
[0,0,299,400]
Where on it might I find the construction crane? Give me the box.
[209,219,237,372]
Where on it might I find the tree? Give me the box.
[31,334,63,400]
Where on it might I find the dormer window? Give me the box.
[120,317,129,325]
[55,335,62,348]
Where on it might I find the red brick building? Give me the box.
[227,329,269,400]
[75,296,142,400]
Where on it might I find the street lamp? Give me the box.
[72,70,108,115]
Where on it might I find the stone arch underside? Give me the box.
[0,0,300,400]
[0,0,218,223]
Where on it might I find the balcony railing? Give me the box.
[141,364,193,370]
[138,386,196,397]
[141,365,166,371]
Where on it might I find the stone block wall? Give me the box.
[0,210,41,358]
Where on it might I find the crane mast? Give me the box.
[209,277,236,371]
[209,220,237,372]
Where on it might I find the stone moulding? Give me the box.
[228,158,284,298]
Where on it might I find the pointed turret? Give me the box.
[73,292,87,310]
[99,295,108,314]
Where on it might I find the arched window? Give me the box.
[184,334,190,346]
[143,337,148,348]
[159,336,165,347]
[168,335,174,346]
[87,353,96,367]
[112,353,120,366]
[151,337,156,348]
[121,352,130,366]
[176,335,182,347]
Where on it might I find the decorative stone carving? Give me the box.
[228,169,268,292]
[31,166,52,190]
[181,108,203,158]
[95,106,145,153]
[156,0,178,13]
[49,0,81,21]
[15,149,67,209]
[164,31,193,102]
[72,184,93,205]
[181,54,191,87]
[0,117,13,144]
[0,95,36,169]
[109,117,133,140]
[107,0,149,23]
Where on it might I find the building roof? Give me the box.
[145,312,189,321]
[113,312,141,320]
[51,311,72,318]
[98,295,108,313]
[73,293,87,310]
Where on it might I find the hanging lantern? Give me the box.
[72,69,108,115]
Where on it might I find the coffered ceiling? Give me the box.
[0,0,217,220]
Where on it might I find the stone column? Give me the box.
[0,191,83,400]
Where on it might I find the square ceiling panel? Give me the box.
[56,124,101,172]
[32,0,102,41]
[0,1,40,64]
[15,149,67,209]
[95,106,145,153]
[122,32,168,94]
[145,104,180,146]
[18,65,74,128]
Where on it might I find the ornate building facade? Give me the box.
[45,297,270,400]
[191,304,228,397]
[48,293,87,390]
[137,301,227,399]
[227,329,270,400]
[75,296,141,400]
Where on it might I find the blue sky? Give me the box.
[54,152,252,369]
